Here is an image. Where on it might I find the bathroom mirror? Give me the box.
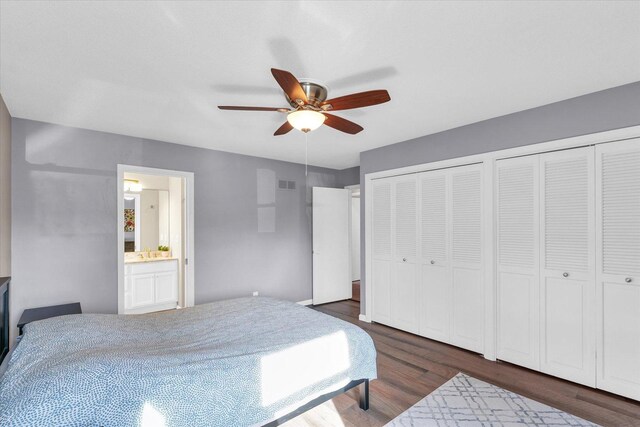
[124,189,170,252]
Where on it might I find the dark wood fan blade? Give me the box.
[218,106,288,111]
[322,90,390,111]
[274,121,293,136]
[271,68,308,105]
[322,113,363,135]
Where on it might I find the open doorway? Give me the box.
[346,185,360,304]
[117,165,195,314]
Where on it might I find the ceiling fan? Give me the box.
[218,68,391,135]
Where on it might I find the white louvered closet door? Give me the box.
[392,175,419,333]
[417,169,451,342]
[449,164,484,353]
[596,139,640,401]
[371,179,393,325]
[539,147,596,387]
[496,155,540,370]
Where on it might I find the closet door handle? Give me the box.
[402,258,407,262]
[563,272,569,278]
[430,260,435,265]
[626,277,633,283]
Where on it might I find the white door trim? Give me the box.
[117,164,195,314]
[345,184,360,194]
[346,184,361,285]
[364,124,640,361]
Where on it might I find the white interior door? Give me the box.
[312,187,351,305]
[596,138,640,401]
[539,147,595,387]
[496,155,540,370]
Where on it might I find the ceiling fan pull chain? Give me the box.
[305,132,308,177]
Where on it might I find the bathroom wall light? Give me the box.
[124,179,142,192]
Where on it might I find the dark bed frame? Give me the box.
[263,378,370,426]
[0,277,9,366]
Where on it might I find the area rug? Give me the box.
[385,373,598,426]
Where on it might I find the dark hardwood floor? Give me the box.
[283,299,640,427]
[351,280,360,302]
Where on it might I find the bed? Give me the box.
[0,297,377,426]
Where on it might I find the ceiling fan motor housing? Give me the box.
[286,81,329,108]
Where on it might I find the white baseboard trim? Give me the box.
[297,299,313,306]
[358,314,371,323]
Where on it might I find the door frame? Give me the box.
[345,185,360,286]
[117,164,195,314]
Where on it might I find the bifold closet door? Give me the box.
[371,179,393,325]
[496,155,540,370]
[391,175,419,333]
[449,164,484,353]
[418,169,450,342]
[371,164,482,352]
[596,139,640,401]
[539,147,595,387]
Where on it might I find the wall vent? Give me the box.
[278,180,296,191]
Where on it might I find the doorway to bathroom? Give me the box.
[117,165,195,314]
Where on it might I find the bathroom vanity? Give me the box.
[124,257,178,314]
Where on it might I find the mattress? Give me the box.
[0,297,377,426]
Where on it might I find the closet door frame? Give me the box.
[364,125,640,363]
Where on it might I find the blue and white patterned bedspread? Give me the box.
[0,297,377,426]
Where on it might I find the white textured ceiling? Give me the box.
[1,1,639,169]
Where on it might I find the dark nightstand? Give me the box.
[18,303,82,335]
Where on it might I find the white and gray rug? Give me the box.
[386,373,598,426]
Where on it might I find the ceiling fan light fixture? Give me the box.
[287,110,326,133]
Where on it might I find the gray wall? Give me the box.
[0,94,10,277]
[336,166,360,188]
[359,81,640,314]
[10,118,346,344]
